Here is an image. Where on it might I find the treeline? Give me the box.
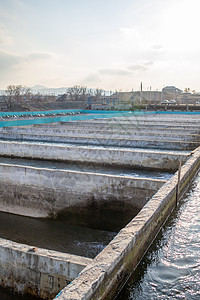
[2,85,55,109]
[2,85,110,108]
[60,86,107,102]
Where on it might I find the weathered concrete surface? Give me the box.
[0,140,189,171]
[55,146,200,300]
[0,113,199,151]
[0,112,199,299]
[4,122,200,132]
[34,121,200,134]
[0,238,92,299]
[0,130,198,150]
[60,119,200,130]
[0,161,165,218]
[1,126,200,142]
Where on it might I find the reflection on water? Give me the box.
[117,172,200,299]
[0,212,116,259]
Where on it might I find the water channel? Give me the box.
[0,162,199,299]
[3,169,199,299]
[0,212,116,259]
[117,171,200,300]
[0,156,173,180]
[0,213,116,300]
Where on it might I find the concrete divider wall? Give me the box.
[36,122,200,134]
[55,146,200,300]
[0,140,189,171]
[1,122,200,137]
[0,131,198,150]
[1,126,200,142]
[2,123,200,133]
[0,238,92,299]
[0,162,165,218]
[62,120,200,129]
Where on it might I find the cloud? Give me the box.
[26,52,55,61]
[119,27,139,39]
[0,50,22,85]
[0,50,55,72]
[128,64,145,71]
[128,61,153,72]
[99,68,131,76]
[0,8,16,20]
[0,22,13,45]
[83,73,101,84]
[0,50,21,70]
[0,49,56,87]
[143,61,153,67]
[152,44,163,50]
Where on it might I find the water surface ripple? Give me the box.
[117,171,200,300]
[0,213,116,259]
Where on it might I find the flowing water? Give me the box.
[0,162,198,299]
[117,171,200,300]
[0,212,116,259]
[0,213,116,300]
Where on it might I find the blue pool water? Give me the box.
[0,109,199,128]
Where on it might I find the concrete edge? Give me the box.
[0,238,92,267]
[0,139,190,172]
[0,237,92,298]
[0,161,166,187]
[54,146,200,300]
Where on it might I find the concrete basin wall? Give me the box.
[32,122,200,134]
[0,162,165,218]
[61,120,200,131]
[0,131,198,150]
[0,140,189,171]
[0,238,92,299]
[1,126,200,142]
[55,146,200,300]
[2,123,200,132]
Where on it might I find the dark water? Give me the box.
[0,212,116,300]
[0,287,41,300]
[117,171,200,300]
[1,167,197,300]
[0,212,116,259]
[0,286,40,300]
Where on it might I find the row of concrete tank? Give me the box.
[0,111,199,299]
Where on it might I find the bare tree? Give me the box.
[184,88,191,93]
[4,85,31,108]
[67,85,87,101]
[93,88,103,101]
[30,93,43,102]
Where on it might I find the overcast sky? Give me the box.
[0,0,200,91]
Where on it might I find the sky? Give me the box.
[0,0,200,91]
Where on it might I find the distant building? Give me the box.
[162,86,182,94]
[114,91,162,105]
[162,86,182,100]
